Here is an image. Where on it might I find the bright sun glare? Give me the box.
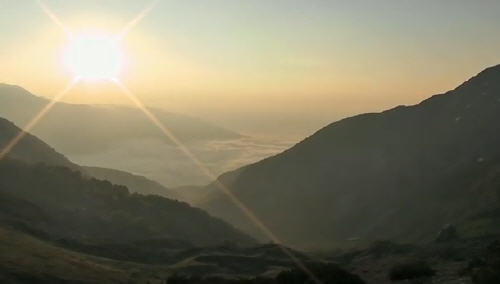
[63,32,124,81]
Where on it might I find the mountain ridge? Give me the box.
[199,64,500,248]
[0,83,241,155]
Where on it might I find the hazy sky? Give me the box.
[1,0,499,137]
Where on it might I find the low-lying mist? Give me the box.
[71,136,293,187]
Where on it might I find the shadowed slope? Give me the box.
[0,158,254,246]
[0,116,176,197]
[200,64,500,248]
[0,117,75,168]
[0,117,253,246]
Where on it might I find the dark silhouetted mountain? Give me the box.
[200,64,500,248]
[0,83,241,155]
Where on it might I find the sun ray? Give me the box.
[112,79,322,284]
[117,0,159,40]
[0,77,80,163]
[35,0,72,36]
[32,1,320,281]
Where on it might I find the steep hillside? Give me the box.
[0,117,174,197]
[0,117,75,169]
[0,158,253,246]
[200,64,500,248]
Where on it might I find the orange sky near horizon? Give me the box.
[1,1,499,137]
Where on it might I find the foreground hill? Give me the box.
[200,64,500,248]
[0,221,367,283]
[0,225,137,283]
[2,210,497,283]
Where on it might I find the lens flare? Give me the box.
[112,79,322,284]
[29,1,322,282]
[63,32,124,81]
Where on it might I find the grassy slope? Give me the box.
[0,225,146,283]
[0,224,315,283]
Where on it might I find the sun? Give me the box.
[63,32,124,81]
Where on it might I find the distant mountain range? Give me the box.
[0,83,241,155]
[82,165,175,197]
[0,84,287,187]
[0,117,253,246]
[198,64,500,248]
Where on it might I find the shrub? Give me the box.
[367,240,415,258]
[388,261,435,281]
[276,263,365,284]
[471,240,500,284]
[167,264,366,284]
[472,269,500,284]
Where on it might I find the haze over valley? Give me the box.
[0,83,292,187]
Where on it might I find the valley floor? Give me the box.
[1,221,499,283]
